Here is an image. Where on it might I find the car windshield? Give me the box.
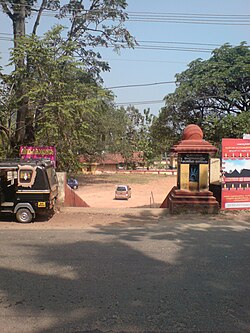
[117,186,127,191]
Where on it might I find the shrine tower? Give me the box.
[161,124,219,213]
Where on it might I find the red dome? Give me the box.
[182,124,203,140]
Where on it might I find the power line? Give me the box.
[128,18,250,26]
[1,31,247,54]
[107,81,176,89]
[0,33,219,53]
[128,11,250,18]
[138,40,222,47]
[0,32,231,48]
[130,45,213,53]
[127,12,250,25]
[115,100,164,106]
[102,58,188,64]
[114,91,250,107]
[1,6,250,25]
[0,1,250,18]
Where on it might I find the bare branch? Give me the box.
[0,2,14,20]
[68,0,84,40]
[0,124,10,137]
[32,0,47,35]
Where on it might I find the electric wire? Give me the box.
[0,6,249,108]
[0,34,231,54]
[0,0,250,18]
[107,81,176,89]
[0,5,250,25]
[114,91,250,107]
[115,100,164,106]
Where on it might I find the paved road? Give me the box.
[0,210,250,333]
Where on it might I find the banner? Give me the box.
[221,138,250,210]
[20,146,56,167]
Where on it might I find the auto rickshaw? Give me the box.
[0,159,58,223]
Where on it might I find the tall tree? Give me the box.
[155,43,250,149]
[114,106,145,162]
[0,0,135,147]
[103,106,157,167]
[5,28,115,171]
[136,108,156,168]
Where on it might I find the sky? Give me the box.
[0,0,250,116]
[223,159,250,173]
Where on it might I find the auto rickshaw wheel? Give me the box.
[16,208,33,223]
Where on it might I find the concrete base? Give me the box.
[160,186,219,214]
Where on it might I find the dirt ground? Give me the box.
[55,173,250,229]
[76,174,177,208]
[0,173,250,230]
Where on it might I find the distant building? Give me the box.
[80,152,144,174]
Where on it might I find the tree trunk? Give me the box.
[12,0,27,146]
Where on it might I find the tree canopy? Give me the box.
[152,43,250,151]
[0,0,136,171]
[1,3,249,172]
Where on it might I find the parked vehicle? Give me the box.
[115,185,131,200]
[67,177,78,190]
[0,159,58,223]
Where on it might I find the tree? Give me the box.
[87,105,157,168]
[136,108,156,168]
[101,105,144,162]
[73,99,129,163]
[155,43,250,148]
[0,0,136,147]
[203,112,250,144]
[104,106,157,168]
[150,106,181,156]
[0,66,17,157]
[0,28,116,171]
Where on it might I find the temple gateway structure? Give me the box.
[161,124,220,214]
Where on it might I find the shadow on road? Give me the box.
[0,212,250,332]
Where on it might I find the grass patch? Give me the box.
[78,173,173,185]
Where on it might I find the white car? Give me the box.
[115,185,131,200]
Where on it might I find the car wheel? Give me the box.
[16,208,33,223]
[73,185,77,190]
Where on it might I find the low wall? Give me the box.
[64,185,89,207]
[56,172,89,207]
[116,169,177,176]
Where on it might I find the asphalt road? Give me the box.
[0,210,250,333]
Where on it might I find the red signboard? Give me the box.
[221,138,250,210]
[20,146,56,167]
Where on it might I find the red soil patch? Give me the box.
[76,174,177,208]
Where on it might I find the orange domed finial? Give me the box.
[182,124,203,140]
